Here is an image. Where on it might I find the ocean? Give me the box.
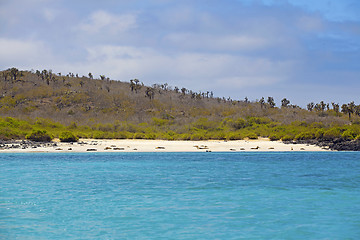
[1,152,360,239]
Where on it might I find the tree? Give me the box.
[314,103,321,112]
[342,103,354,120]
[281,98,290,108]
[9,67,20,81]
[130,79,135,92]
[320,101,326,111]
[307,102,314,111]
[181,87,187,95]
[100,75,106,80]
[2,72,9,82]
[267,97,275,108]
[88,72,93,79]
[145,87,155,100]
[259,97,265,109]
[332,102,339,114]
[354,105,360,116]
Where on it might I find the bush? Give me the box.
[323,128,341,140]
[133,132,146,139]
[245,132,258,139]
[226,132,243,140]
[145,133,157,140]
[193,118,218,130]
[59,131,79,142]
[295,132,315,140]
[281,135,294,141]
[315,129,325,139]
[209,132,226,140]
[231,118,246,129]
[342,130,357,140]
[269,134,280,141]
[152,118,170,126]
[113,131,129,139]
[190,133,208,140]
[26,130,52,142]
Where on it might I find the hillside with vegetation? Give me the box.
[1,68,360,149]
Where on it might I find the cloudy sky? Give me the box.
[1,0,359,106]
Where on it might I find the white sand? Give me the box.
[0,138,329,153]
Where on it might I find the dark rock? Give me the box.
[293,139,360,151]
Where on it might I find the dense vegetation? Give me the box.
[1,68,360,142]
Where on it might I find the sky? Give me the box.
[0,0,359,106]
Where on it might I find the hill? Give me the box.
[0,67,360,145]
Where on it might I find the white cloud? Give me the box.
[164,33,271,51]
[59,45,294,92]
[0,38,53,69]
[78,10,137,35]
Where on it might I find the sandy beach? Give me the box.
[0,138,329,153]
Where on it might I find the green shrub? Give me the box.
[26,130,52,142]
[247,117,271,126]
[113,131,129,139]
[231,118,246,129]
[226,132,243,140]
[145,133,157,140]
[209,132,226,140]
[323,128,341,140]
[152,118,170,126]
[269,134,281,141]
[190,133,208,140]
[193,118,218,130]
[315,129,325,139]
[133,132,146,139]
[59,131,79,142]
[245,132,258,139]
[281,135,294,141]
[295,132,315,140]
[342,130,357,140]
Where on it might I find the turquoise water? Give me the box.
[1,152,360,239]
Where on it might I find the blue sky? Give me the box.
[0,0,359,106]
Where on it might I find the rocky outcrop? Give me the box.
[287,139,360,151]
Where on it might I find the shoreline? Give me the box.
[0,138,329,153]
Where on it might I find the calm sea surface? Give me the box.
[1,152,360,239]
